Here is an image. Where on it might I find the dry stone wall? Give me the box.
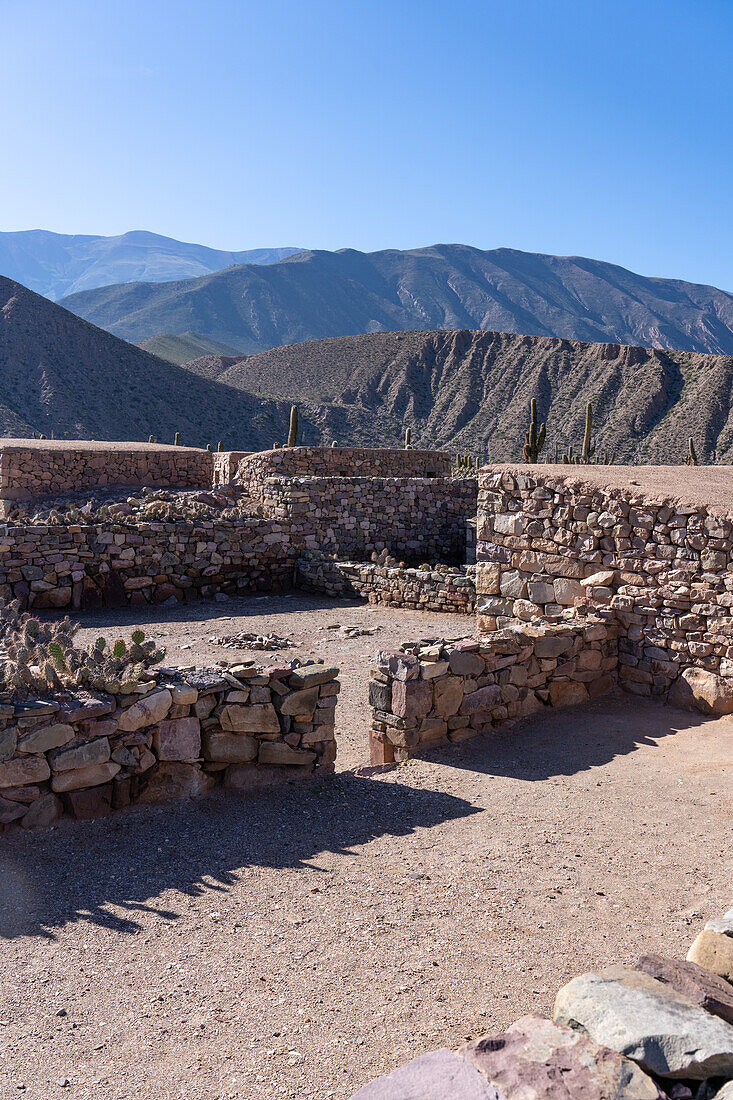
[0,441,212,512]
[368,610,618,763]
[476,467,733,702]
[235,446,452,496]
[0,660,339,830]
[0,517,297,610]
[261,476,477,563]
[296,556,477,613]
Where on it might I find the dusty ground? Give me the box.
[0,595,731,1100]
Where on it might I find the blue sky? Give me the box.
[2,0,732,288]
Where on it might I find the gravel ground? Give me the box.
[0,595,730,1100]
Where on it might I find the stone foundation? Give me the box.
[234,446,452,495]
[368,610,617,763]
[0,660,339,830]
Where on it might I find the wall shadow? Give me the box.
[0,773,480,941]
[418,695,712,781]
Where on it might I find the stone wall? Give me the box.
[262,476,477,563]
[0,517,297,610]
[476,466,733,700]
[235,446,452,495]
[368,610,617,763]
[0,660,339,830]
[296,556,477,613]
[0,440,213,512]
[213,451,252,485]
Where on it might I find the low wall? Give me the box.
[262,476,477,563]
[296,556,477,613]
[477,465,733,699]
[0,517,297,610]
[368,611,618,763]
[235,446,452,495]
[0,660,339,830]
[0,440,213,511]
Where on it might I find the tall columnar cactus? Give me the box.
[404,427,412,449]
[287,405,299,447]
[174,432,181,446]
[148,434,155,443]
[686,438,698,466]
[581,403,596,463]
[522,399,547,463]
[218,440,224,452]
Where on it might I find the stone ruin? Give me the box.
[0,441,731,1097]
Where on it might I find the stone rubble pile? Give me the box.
[368,609,617,763]
[5,485,261,526]
[352,909,733,1098]
[209,630,295,651]
[0,659,339,830]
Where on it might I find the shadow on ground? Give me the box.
[0,773,479,941]
[420,695,712,781]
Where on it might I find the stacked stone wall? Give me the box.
[0,660,339,831]
[235,446,452,496]
[477,467,733,699]
[213,451,252,485]
[0,441,212,510]
[368,611,617,763]
[296,556,477,613]
[262,476,477,563]
[0,517,298,610]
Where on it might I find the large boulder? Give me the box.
[668,667,733,715]
[459,1014,663,1099]
[554,967,733,1079]
[116,689,173,731]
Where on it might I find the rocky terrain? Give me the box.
[137,332,246,365]
[61,243,733,354]
[0,230,301,300]
[217,329,733,462]
[0,276,320,448]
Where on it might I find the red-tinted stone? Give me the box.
[350,1048,504,1099]
[635,954,733,1026]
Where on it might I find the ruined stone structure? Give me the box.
[0,439,212,515]
[0,660,339,830]
[297,556,477,613]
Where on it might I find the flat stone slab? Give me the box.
[349,1048,505,1099]
[635,953,733,1025]
[554,967,733,1079]
[459,1014,663,1099]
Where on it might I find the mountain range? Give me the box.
[60,243,733,356]
[0,230,302,300]
[3,270,733,463]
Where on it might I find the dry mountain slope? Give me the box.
[0,276,319,448]
[61,244,733,355]
[219,329,733,463]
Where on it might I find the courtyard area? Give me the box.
[0,596,731,1099]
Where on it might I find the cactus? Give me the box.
[206,443,212,451]
[686,438,698,466]
[404,427,412,449]
[148,435,155,443]
[522,399,547,463]
[581,403,595,463]
[174,432,181,447]
[287,405,299,447]
[218,441,224,452]
[562,444,574,465]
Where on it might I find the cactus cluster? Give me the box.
[0,599,164,697]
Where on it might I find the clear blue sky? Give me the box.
[3,0,732,288]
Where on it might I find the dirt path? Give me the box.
[0,596,730,1099]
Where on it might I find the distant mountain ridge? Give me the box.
[0,230,302,300]
[60,243,733,357]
